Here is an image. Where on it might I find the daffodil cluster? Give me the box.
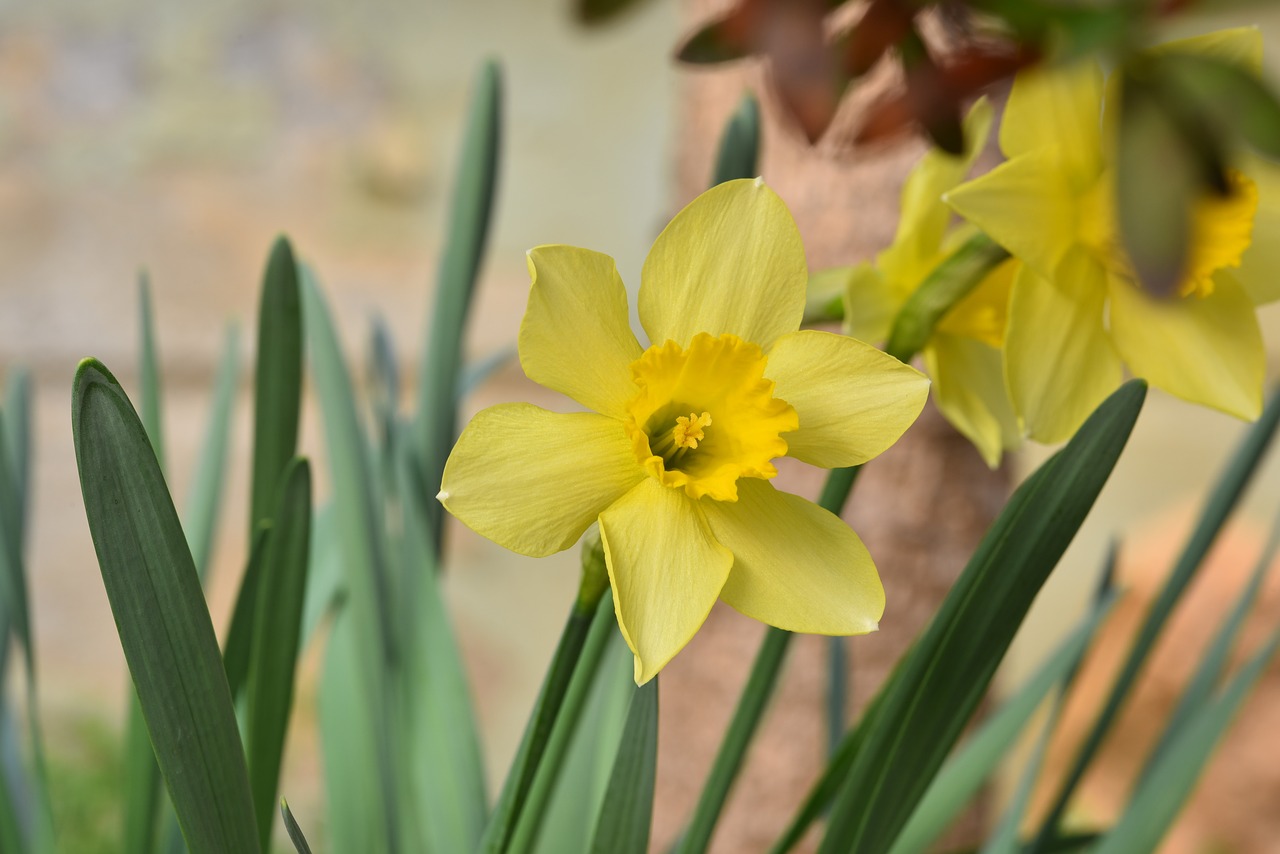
[946,27,1280,443]
[439,179,929,683]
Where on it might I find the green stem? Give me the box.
[480,536,610,854]
[676,465,866,854]
[826,637,848,757]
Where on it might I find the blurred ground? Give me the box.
[6,1,1280,852]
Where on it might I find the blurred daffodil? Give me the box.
[438,179,929,683]
[840,99,1021,467]
[946,27,1280,443]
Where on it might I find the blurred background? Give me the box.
[5,0,1280,851]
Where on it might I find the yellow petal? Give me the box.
[1149,26,1263,74]
[925,333,1021,469]
[1108,272,1263,421]
[1234,155,1280,305]
[842,263,904,345]
[439,404,642,557]
[879,99,995,285]
[702,479,882,635]
[599,478,732,684]
[639,178,806,350]
[1000,59,1105,179]
[1005,255,1123,443]
[520,246,643,419]
[945,148,1084,282]
[766,330,929,468]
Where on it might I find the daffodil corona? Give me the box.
[438,179,929,683]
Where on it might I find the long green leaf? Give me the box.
[302,270,399,852]
[416,59,502,553]
[280,799,315,854]
[887,591,1119,854]
[395,434,487,853]
[587,679,659,854]
[120,695,162,854]
[1134,502,1280,790]
[72,359,259,854]
[222,526,271,703]
[138,271,166,469]
[249,237,303,535]
[245,458,311,851]
[1091,630,1280,854]
[1033,384,1280,845]
[184,324,240,581]
[816,380,1146,854]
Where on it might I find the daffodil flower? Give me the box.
[946,27,1280,443]
[438,179,929,683]
[841,99,1021,467]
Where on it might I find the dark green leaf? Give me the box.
[416,60,502,554]
[184,324,240,582]
[280,799,314,854]
[1160,52,1280,160]
[245,459,311,851]
[588,679,658,854]
[675,10,753,65]
[72,359,259,854]
[1033,384,1280,846]
[712,93,761,186]
[816,380,1146,854]
[1092,630,1280,854]
[575,0,655,25]
[138,271,166,470]
[222,526,270,703]
[250,237,303,535]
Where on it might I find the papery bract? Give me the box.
[439,179,929,683]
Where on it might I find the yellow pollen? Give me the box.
[672,412,711,450]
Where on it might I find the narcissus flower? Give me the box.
[438,179,929,683]
[946,27,1280,443]
[841,98,1021,467]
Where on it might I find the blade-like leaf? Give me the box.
[249,237,303,535]
[888,590,1119,854]
[816,380,1146,854]
[183,324,240,582]
[1034,384,1280,844]
[416,60,502,554]
[245,458,311,851]
[222,526,271,703]
[72,359,259,854]
[280,799,314,854]
[588,679,658,854]
[138,271,166,470]
[1091,630,1280,854]
[712,93,761,186]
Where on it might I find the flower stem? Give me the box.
[675,465,865,854]
[479,535,610,854]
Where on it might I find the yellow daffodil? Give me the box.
[946,27,1280,443]
[438,179,929,683]
[841,99,1021,467]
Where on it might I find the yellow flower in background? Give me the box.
[841,99,1021,467]
[946,27,1280,443]
[439,179,929,683]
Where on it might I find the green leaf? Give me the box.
[72,359,259,854]
[574,0,655,25]
[299,503,342,649]
[1091,630,1280,854]
[675,10,752,65]
[280,799,314,854]
[587,679,658,854]
[2,370,31,546]
[712,93,761,186]
[416,60,502,554]
[250,237,303,535]
[245,458,312,851]
[888,591,1118,854]
[138,271,166,470]
[302,270,398,851]
[222,526,270,703]
[184,324,240,582]
[816,380,1146,854]
[1033,384,1280,845]
[1134,502,1280,789]
[395,435,487,853]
